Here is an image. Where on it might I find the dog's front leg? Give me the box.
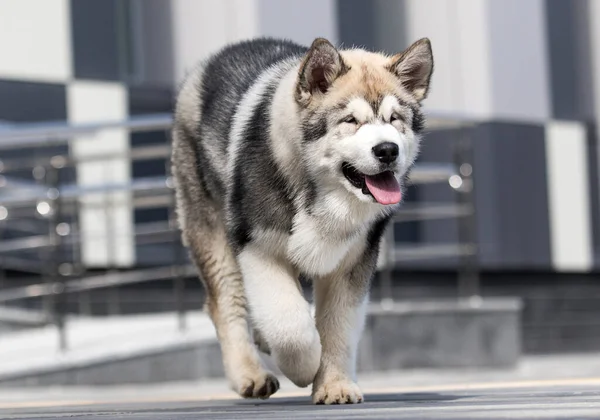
[238,245,322,388]
[311,268,371,404]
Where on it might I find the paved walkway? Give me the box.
[1,379,600,419]
[2,354,600,419]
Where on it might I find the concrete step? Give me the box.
[0,306,50,333]
[0,298,522,387]
[0,311,222,387]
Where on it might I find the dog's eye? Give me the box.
[390,113,402,123]
[341,115,358,125]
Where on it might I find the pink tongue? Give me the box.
[365,172,401,205]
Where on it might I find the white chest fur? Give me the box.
[286,211,365,277]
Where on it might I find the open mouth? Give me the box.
[342,162,402,205]
[342,163,369,192]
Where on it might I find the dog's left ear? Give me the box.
[296,38,348,106]
[389,38,434,102]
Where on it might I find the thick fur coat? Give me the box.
[171,36,434,404]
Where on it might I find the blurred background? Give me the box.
[0,0,598,390]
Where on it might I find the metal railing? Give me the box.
[0,113,479,350]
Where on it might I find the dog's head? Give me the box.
[294,38,433,207]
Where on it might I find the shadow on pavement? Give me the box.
[234,392,469,409]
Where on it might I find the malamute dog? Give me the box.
[171,36,433,404]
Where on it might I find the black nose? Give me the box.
[372,142,399,164]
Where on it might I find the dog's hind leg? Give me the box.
[187,224,279,399]
[172,129,279,399]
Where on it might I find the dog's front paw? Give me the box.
[233,370,280,399]
[312,378,363,404]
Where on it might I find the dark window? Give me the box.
[0,79,66,122]
[70,0,135,82]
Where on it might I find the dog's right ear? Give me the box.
[388,38,434,102]
[295,38,348,106]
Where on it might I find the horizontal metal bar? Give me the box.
[0,113,172,150]
[423,108,555,131]
[1,176,171,208]
[407,163,458,185]
[0,144,171,172]
[132,195,173,209]
[0,256,45,274]
[2,193,173,218]
[392,243,477,262]
[0,176,43,192]
[425,114,479,131]
[0,264,198,303]
[0,219,47,235]
[0,282,52,302]
[59,176,171,198]
[66,143,171,164]
[0,221,175,254]
[67,265,197,293]
[0,222,176,254]
[0,236,50,254]
[393,203,473,222]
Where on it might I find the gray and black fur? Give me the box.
[171,36,433,404]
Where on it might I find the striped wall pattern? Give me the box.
[0,0,173,268]
[1,0,599,272]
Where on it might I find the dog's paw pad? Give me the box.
[312,379,363,405]
[238,372,280,399]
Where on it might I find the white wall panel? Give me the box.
[171,0,259,81]
[545,122,593,272]
[0,0,72,82]
[258,0,338,46]
[67,82,134,268]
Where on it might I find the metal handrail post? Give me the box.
[0,219,5,289]
[104,163,121,317]
[379,222,396,307]
[45,158,68,351]
[72,195,91,316]
[454,127,480,299]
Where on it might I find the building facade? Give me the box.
[1,0,600,274]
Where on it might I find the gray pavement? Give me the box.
[1,382,600,419]
[3,354,600,419]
